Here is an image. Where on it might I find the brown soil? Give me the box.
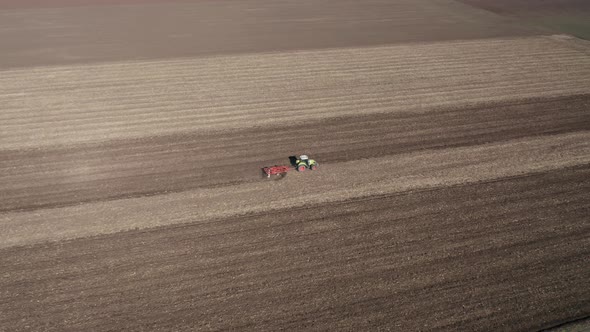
[460,0,590,14]
[2,36,588,150]
[0,1,588,330]
[0,0,538,69]
[0,0,188,8]
[1,166,588,331]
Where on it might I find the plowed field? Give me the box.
[2,36,589,149]
[1,0,589,331]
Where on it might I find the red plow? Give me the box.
[262,165,292,178]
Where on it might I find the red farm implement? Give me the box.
[262,165,291,178]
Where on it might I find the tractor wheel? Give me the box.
[297,165,306,172]
[310,165,317,171]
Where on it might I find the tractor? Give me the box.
[295,155,318,172]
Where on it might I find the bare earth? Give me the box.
[2,36,589,150]
[459,0,590,14]
[0,0,589,331]
[1,165,589,331]
[0,0,538,69]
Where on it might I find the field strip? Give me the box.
[0,68,585,121]
[1,131,589,248]
[1,35,589,149]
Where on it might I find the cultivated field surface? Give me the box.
[0,0,539,69]
[1,1,589,331]
[2,36,589,150]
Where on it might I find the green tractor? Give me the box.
[295,155,318,172]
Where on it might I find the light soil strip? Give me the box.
[1,35,589,149]
[1,131,589,248]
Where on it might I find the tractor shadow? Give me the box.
[288,156,298,167]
